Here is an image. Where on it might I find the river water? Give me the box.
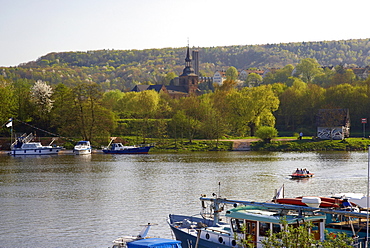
[0,151,368,247]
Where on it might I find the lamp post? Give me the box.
[367,145,370,248]
[362,118,367,138]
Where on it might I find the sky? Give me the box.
[1,0,370,67]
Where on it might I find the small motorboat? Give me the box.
[290,172,314,179]
[10,133,62,155]
[103,138,153,154]
[73,141,92,155]
[290,169,314,179]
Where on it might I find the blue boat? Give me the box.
[127,238,182,248]
[103,143,153,154]
[103,138,153,154]
[112,223,181,248]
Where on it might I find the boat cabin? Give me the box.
[76,141,90,146]
[111,143,136,150]
[21,142,49,149]
[226,205,326,247]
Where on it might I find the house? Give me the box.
[131,46,200,98]
[212,70,226,85]
[238,69,265,81]
[316,109,350,140]
[349,66,370,80]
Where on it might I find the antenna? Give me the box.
[218,182,221,197]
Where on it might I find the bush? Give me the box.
[255,126,278,143]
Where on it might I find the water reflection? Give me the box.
[0,151,369,247]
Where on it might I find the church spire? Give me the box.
[181,45,195,76]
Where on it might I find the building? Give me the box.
[131,46,200,98]
[316,109,350,140]
[238,69,265,81]
[212,70,226,85]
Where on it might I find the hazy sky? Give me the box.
[1,0,369,66]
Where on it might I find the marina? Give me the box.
[0,151,370,247]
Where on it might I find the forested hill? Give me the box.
[26,38,370,69]
[3,38,370,91]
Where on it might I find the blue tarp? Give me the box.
[127,238,182,248]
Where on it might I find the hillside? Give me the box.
[2,38,370,91]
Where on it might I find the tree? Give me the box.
[31,80,54,114]
[198,94,228,147]
[102,89,124,111]
[225,85,279,136]
[50,83,74,135]
[294,58,323,83]
[330,65,356,86]
[276,78,308,130]
[245,73,263,87]
[0,79,15,125]
[255,126,278,143]
[263,65,294,85]
[69,82,115,142]
[226,66,238,81]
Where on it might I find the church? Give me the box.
[131,46,200,98]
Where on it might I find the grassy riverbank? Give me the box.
[251,137,370,151]
[3,136,370,152]
[119,136,370,152]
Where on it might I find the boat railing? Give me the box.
[137,143,155,148]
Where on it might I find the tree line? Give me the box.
[1,38,370,93]
[2,57,370,146]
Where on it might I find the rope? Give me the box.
[13,118,77,144]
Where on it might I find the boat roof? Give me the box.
[226,205,326,224]
[127,238,182,248]
[76,141,90,145]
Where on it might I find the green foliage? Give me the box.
[226,66,238,81]
[261,219,353,248]
[255,126,278,143]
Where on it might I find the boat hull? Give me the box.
[290,173,314,179]
[10,148,61,155]
[73,148,91,155]
[169,225,232,248]
[168,215,235,248]
[103,146,152,154]
[276,198,340,208]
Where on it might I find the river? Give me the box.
[0,151,368,247]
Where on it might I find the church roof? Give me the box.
[131,85,164,93]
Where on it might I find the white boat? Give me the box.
[10,133,62,155]
[73,141,92,155]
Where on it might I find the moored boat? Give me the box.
[10,133,62,155]
[112,223,182,248]
[103,143,153,154]
[73,141,92,155]
[169,192,367,248]
[103,138,153,154]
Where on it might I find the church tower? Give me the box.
[179,46,199,95]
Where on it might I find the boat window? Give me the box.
[259,222,270,237]
[251,222,256,235]
[272,224,281,233]
[231,218,244,233]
